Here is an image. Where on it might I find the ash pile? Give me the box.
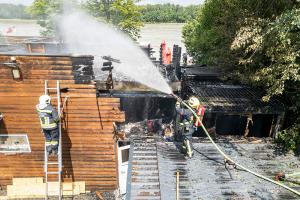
[118,119,175,141]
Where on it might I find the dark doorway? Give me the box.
[215,114,247,135]
[248,115,273,137]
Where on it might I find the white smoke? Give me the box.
[58,9,172,94]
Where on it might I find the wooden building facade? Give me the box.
[0,54,125,192]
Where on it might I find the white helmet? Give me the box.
[39,95,51,105]
[188,96,200,109]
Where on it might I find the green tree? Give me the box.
[232,8,300,99]
[183,0,296,68]
[112,0,143,39]
[232,9,300,153]
[183,0,300,152]
[140,4,200,23]
[84,0,143,39]
[29,0,143,39]
[183,0,241,68]
[84,0,114,22]
[28,0,63,36]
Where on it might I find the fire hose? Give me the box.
[172,93,300,197]
[275,172,300,184]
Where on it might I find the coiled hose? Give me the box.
[172,93,300,196]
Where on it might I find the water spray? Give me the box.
[171,93,300,197]
[56,4,299,195]
[59,10,171,94]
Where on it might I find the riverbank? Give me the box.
[139,23,186,57]
[0,19,41,36]
[0,19,186,55]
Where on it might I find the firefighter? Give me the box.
[175,96,205,157]
[36,95,60,155]
[192,97,205,131]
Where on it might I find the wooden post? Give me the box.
[273,113,285,138]
[269,115,275,137]
[244,114,253,137]
[176,170,179,200]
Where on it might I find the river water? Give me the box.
[139,23,186,57]
[0,19,186,55]
[0,19,41,36]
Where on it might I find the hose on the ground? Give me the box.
[172,93,300,196]
[286,172,300,177]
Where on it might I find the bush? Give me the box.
[276,125,300,154]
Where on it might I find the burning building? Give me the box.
[181,66,285,138]
[0,54,126,198]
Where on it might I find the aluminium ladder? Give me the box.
[44,80,62,200]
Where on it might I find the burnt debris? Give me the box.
[71,55,95,84]
[181,66,285,138]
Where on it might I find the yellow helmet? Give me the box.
[188,96,200,109]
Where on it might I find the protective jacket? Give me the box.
[176,104,205,127]
[194,105,205,126]
[176,107,193,128]
[36,104,59,130]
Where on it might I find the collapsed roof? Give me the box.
[183,67,284,114]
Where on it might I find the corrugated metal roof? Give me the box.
[183,66,220,79]
[184,81,284,114]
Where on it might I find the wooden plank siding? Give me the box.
[0,55,125,192]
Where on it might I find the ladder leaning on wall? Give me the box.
[44,80,63,200]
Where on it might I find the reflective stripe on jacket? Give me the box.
[36,104,59,130]
[176,107,194,129]
[194,105,205,126]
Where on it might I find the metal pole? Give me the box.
[45,144,48,200]
[57,80,62,200]
[176,170,179,200]
[44,80,48,200]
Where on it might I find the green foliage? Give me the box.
[84,0,114,22]
[183,0,300,152]
[183,0,242,68]
[183,0,297,67]
[276,125,300,154]
[29,0,143,39]
[112,0,143,39]
[28,0,64,36]
[84,0,143,40]
[140,4,200,23]
[232,8,300,99]
[0,3,33,19]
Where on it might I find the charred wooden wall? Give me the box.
[0,54,125,191]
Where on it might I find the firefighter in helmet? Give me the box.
[175,96,205,157]
[188,96,205,129]
[36,95,60,155]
